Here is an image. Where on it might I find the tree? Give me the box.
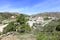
[16,14,31,33]
[16,14,27,24]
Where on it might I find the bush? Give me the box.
[56,25,60,31]
[0,32,2,35]
[36,33,47,40]
[3,21,16,34]
[44,17,51,20]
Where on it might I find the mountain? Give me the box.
[31,12,60,17]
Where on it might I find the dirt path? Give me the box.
[0,24,8,32]
[19,34,36,40]
[1,34,36,40]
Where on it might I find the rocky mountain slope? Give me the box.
[31,12,60,17]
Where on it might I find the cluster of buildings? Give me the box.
[27,16,57,29]
[0,15,57,32]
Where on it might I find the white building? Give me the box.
[11,16,15,18]
[27,16,55,29]
[27,16,44,27]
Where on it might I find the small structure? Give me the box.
[11,16,15,19]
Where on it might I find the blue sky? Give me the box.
[0,0,60,14]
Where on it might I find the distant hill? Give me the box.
[0,12,20,19]
[1,12,60,19]
[32,12,60,17]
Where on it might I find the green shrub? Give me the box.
[44,17,51,20]
[36,33,47,40]
[0,32,2,35]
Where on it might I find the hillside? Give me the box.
[0,12,60,40]
[0,12,20,19]
[32,12,60,17]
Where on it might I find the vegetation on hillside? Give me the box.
[1,12,60,40]
[3,14,31,34]
[35,18,60,40]
[0,12,19,19]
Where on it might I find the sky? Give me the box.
[0,0,60,14]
